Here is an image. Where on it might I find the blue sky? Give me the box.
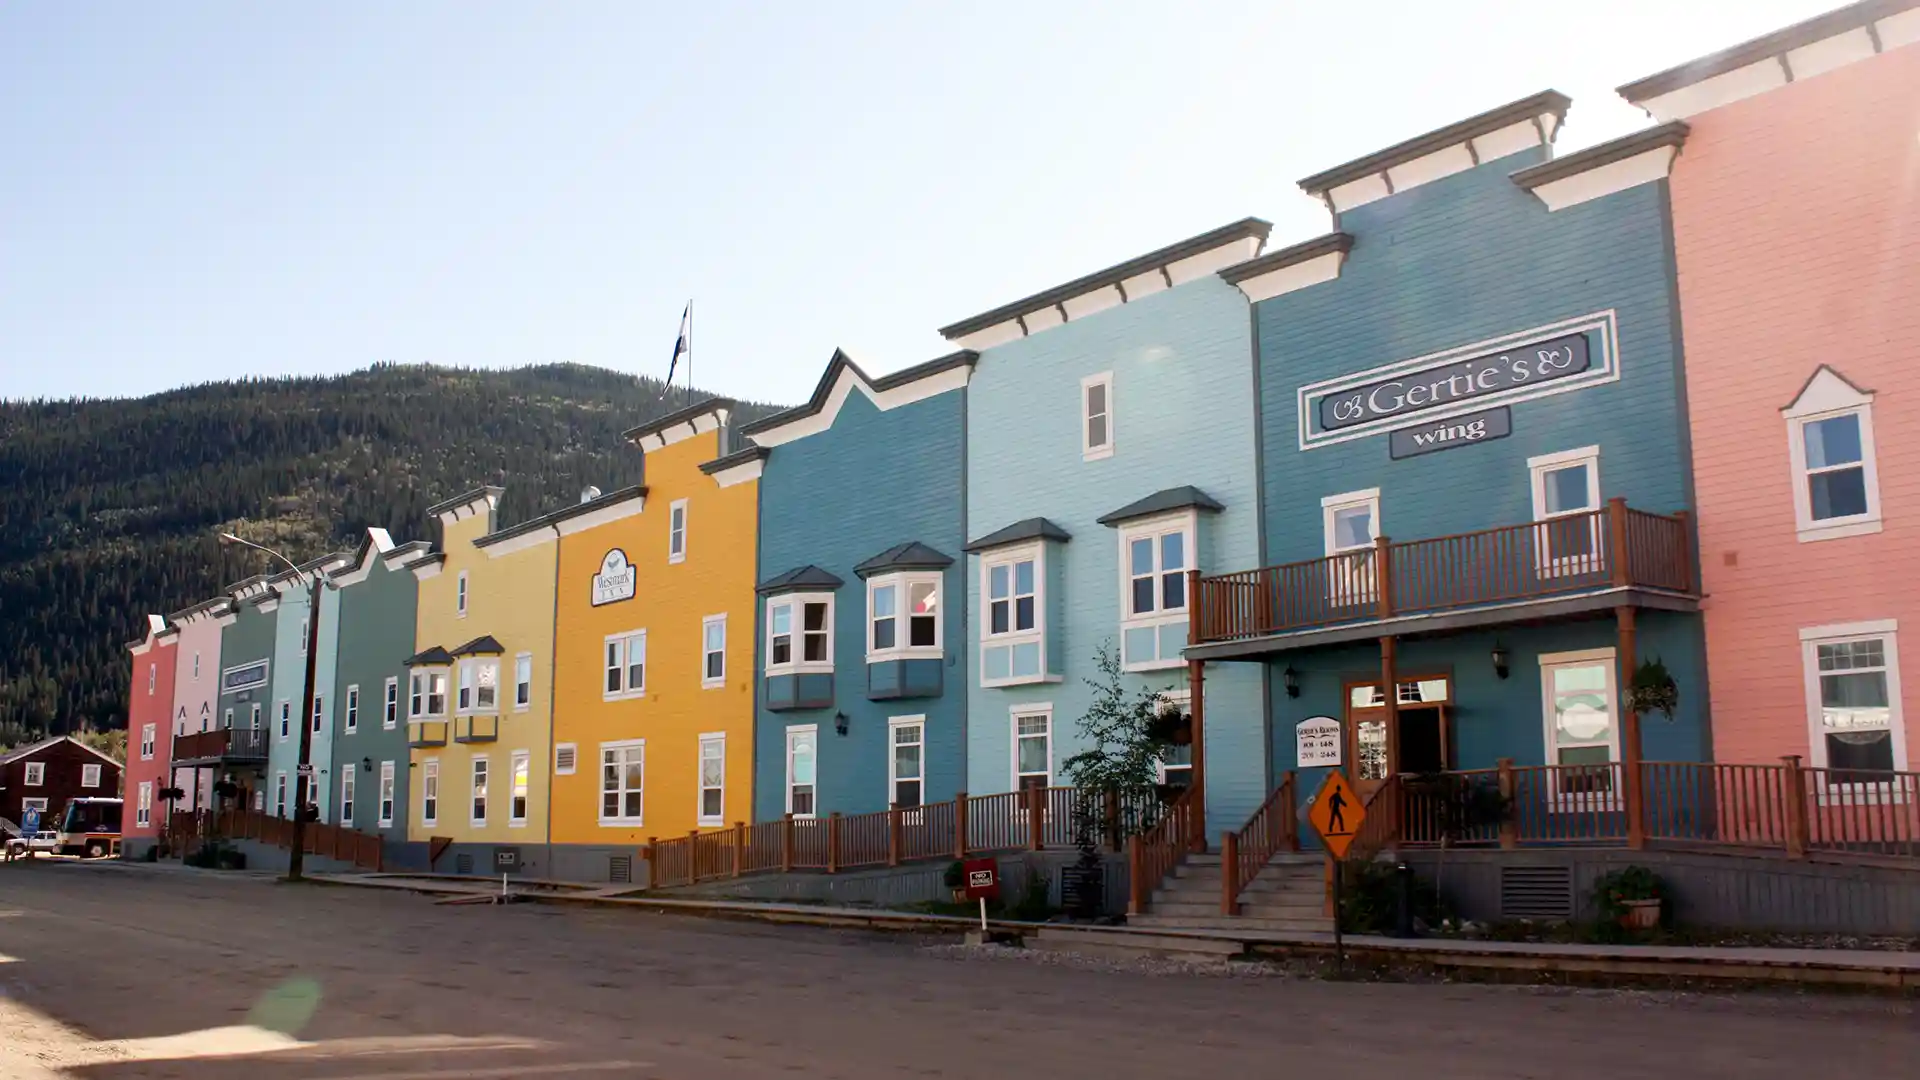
[0,1,1839,405]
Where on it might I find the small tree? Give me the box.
[1060,643,1180,850]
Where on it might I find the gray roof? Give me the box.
[472,484,647,549]
[853,541,955,578]
[964,517,1072,553]
[756,565,846,596]
[1218,232,1354,286]
[1298,90,1571,196]
[403,646,455,667]
[425,486,504,519]
[621,396,739,447]
[699,444,771,476]
[1510,122,1689,190]
[737,350,977,438]
[450,635,506,656]
[1617,0,1908,101]
[1096,486,1225,527]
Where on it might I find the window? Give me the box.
[889,717,924,809]
[766,595,833,673]
[456,571,469,617]
[82,763,102,788]
[698,733,726,825]
[981,548,1043,685]
[1785,369,1882,542]
[147,663,157,695]
[140,723,156,760]
[555,743,577,775]
[383,678,399,729]
[868,575,941,660]
[299,617,309,654]
[1082,371,1114,460]
[21,797,47,815]
[137,782,153,827]
[600,740,644,826]
[250,703,262,731]
[1801,622,1906,789]
[345,685,360,733]
[1014,708,1052,793]
[1539,649,1620,810]
[786,726,817,818]
[421,759,439,826]
[410,670,449,718]
[604,630,647,698]
[459,658,499,713]
[1156,690,1194,788]
[1529,447,1602,576]
[702,615,728,688]
[668,499,688,564]
[24,762,44,786]
[514,653,532,710]
[1118,514,1193,670]
[1322,488,1380,605]
[340,771,356,828]
[223,707,233,731]
[193,652,201,680]
[378,760,395,827]
[275,772,288,817]
[509,750,529,825]
[470,757,489,827]
[311,695,325,734]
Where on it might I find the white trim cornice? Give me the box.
[747,362,972,449]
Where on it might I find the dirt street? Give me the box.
[0,860,1914,1079]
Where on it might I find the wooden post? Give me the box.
[780,814,794,873]
[644,838,656,889]
[688,829,699,878]
[1186,568,1203,645]
[1380,635,1400,785]
[1103,789,1121,854]
[953,792,968,860]
[1373,535,1394,619]
[1285,771,1301,851]
[1616,605,1646,850]
[1496,758,1517,850]
[1188,656,1207,851]
[1026,787,1044,851]
[1607,496,1631,587]
[732,822,745,877]
[1782,755,1809,859]
[887,808,901,867]
[1127,834,1145,915]
[1220,831,1239,916]
[827,812,841,873]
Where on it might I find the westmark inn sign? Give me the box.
[1297,311,1619,450]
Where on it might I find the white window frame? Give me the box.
[345,684,360,733]
[513,652,533,712]
[888,715,926,811]
[21,797,48,815]
[383,677,399,729]
[250,703,262,731]
[193,651,201,680]
[604,629,648,700]
[140,723,156,761]
[378,760,396,827]
[409,668,450,719]
[1012,705,1053,792]
[1539,647,1622,813]
[469,755,490,828]
[311,694,325,735]
[867,572,943,663]
[421,758,439,827]
[147,662,157,695]
[222,707,233,731]
[275,771,288,817]
[1081,371,1114,461]
[554,742,577,776]
[457,657,500,715]
[456,570,469,617]
[24,762,44,786]
[1154,689,1195,786]
[599,738,645,827]
[279,700,291,740]
[1785,372,1882,543]
[508,749,530,827]
[1528,446,1603,578]
[697,732,726,827]
[1322,488,1381,605]
[1800,620,1907,800]
[765,593,835,675]
[137,782,153,827]
[668,499,688,564]
[785,725,818,819]
[701,615,728,689]
[340,770,356,829]
[1117,510,1196,672]
[81,763,102,789]
[979,543,1048,688]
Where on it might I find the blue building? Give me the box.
[262,553,349,821]
[1187,93,1705,839]
[743,350,974,821]
[326,528,425,844]
[941,219,1272,840]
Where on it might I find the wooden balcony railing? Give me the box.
[1221,771,1297,914]
[1194,498,1694,644]
[171,729,269,763]
[1127,786,1202,915]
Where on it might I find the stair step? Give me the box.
[1145,899,1227,917]
[1130,913,1335,935]
[1237,901,1328,919]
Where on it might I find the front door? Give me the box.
[1344,676,1452,800]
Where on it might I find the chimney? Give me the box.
[580,485,602,504]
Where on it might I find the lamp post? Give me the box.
[219,531,326,882]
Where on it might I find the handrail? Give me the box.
[1346,776,1404,864]
[1126,785,1202,915]
[1221,771,1297,915]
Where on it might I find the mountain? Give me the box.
[0,363,783,743]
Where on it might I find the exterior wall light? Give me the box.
[1283,666,1300,698]
[1491,644,1510,680]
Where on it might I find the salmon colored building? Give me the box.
[122,614,177,854]
[1621,0,1920,780]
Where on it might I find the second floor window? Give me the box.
[981,549,1042,685]
[384,678,399,728]
[1118,514,1193,670]
[1785,367,1882,542]
[767,595,832,671]
[605,631,646,698]
[702,616,727,688]
[345,685,360,732]
[514,654,533,709]
[869,574,940,659]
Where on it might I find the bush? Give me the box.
[1006,866,1057,922]
[1337,861,1446,934]
[216,847,247,871]
[1593,865,1663,920]
[942,860,964,889]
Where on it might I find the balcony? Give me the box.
[171,728,270,766]
[1192,499,1696,655]
[408,719,448,748]
[454,714,499,744]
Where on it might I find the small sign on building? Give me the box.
[591,549,636,606]
[1296,716,1342,768]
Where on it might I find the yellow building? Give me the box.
[549,399,761,878]
[404,487,561,872]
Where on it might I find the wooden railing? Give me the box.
[171,729,270,762]
[1220,771,1297,914]
[1347,776,1404,863]
[1194,499,1695,643]
[166,807,384,871]
[1127,786,1202,914]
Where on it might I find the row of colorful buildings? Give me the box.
[121,2,1917,880]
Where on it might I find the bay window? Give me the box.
[766,595,833,673]
[868,573,941,660]
[1117,513,1193,670]
[981,546,1044,686]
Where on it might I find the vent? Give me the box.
[1499,865,1574,920]
[555,744,577,775]
[609,855,632,884]
[455,853,474,875]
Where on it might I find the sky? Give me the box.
[0,1,1846,405]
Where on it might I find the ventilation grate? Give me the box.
[455,853,474,875]
[1499,865,1574,920]
[609,855,632,884]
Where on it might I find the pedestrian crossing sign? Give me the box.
[1307,770,1364,859]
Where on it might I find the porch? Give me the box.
[170,728,270,766]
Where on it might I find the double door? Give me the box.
[1345,675,1452,800]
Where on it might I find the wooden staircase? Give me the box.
[1129,850,1332,934]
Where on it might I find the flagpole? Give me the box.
[686,299,693,411]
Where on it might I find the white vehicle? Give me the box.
[28,831,59,853]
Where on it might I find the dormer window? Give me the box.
[1784,366,1881,543]
[767,595,833,673]
[868,573,941,661]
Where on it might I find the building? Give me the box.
[326,528,426,846]
[262,555,349,821]
[742,356,970,822]
[940,219,1272,838]
[405,488,559,876]
[122,614,177,854]
[167,593,243,813]
[1186,91,1704,841]
[1618,1,1919,779]
[1,736,123,843]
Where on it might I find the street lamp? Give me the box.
[218,531,328,882]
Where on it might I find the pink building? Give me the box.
[1621,1,1919,780]
[123,614,176,853]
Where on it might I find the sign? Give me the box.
[21,808,39,834]
[296,764,314,776]
[493,847,520,873]
[962,856,1001,900]
[220,659,270,695]
[1295,716,1342,768]
[1307,770,1365,859]
[591,549,636,606]
[1388,406,1511,459]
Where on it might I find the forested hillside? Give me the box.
[0,363,780,743]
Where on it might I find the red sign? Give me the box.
[962,857,1001,900]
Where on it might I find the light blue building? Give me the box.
[262,553,349,821]
[940,219,1273,840]
[743,351,974,821]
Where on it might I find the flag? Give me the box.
[660,302,690,400]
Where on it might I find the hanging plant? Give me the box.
[1626,657,1680,719]
[1144,702,1192,746]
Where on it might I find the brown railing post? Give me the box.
[1127,834,1145,915]
[827,812,841,873]
[1607,497,1631,587]
[1220,831,1238,916]
[732,822,745,878]
[1026,788,1044,851]
[1104,789,1121,853]
[1496,758,1517,850]
[644,838,656,888]
[1782,755,1809,859]
[780,815,794,873]
[1373,535,1394,619]
[687,829,699,878]
[953,793,968,859]
[887,808,901,867]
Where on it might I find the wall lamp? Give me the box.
[1283,666,1300,698]
[834,711,849,737]
[363,757,374,773]
[1491,643,1510,680]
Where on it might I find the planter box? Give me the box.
[1619,898,1661,930]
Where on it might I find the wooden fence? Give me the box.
[166,807,384,871]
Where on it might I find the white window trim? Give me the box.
[275,771,288,817]
[311,694,326,735]
[421,758,440,828]
[1539,647,1622,814]
[554,742,578,776]
[24,762,44,786]
[21,797,48,814]
[866,572,944,663]
[1800,620,1907,800]
[887,715,926,810]
[339,772,356,829]
[147,662,157,695]
[345,683,361,733]
[140,723,156,761]
[1116,509,1196,672]
[1321,487,1381,605]
[701,614,728,690]
[456,656,501,716]
[1321,487,1381,554]
[785,724,819,819]
[456,570,470,617]
[697,731,726,827]
[378,760,396,828]
[383,677,399,729]
[81,763,102,789]
[765,593,836,676]
[979,542,1050,688]
[599,738,645,828]
[513,652,533,712]
[1010,703,1054,791]
[137,782,153,827]
[507,749,530,828]
[668,498,689,564]
[469,754,490,828]
[1528,446,1603,578]
[279,700,292,740]
[250,703,262,731]
[604,629,648,700]
[1786,399,1883,543]
[1154,689,1195,785]
[1081,370,1114,461]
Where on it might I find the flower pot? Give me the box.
[1618,898,1660,930]
[952,888,968,903]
